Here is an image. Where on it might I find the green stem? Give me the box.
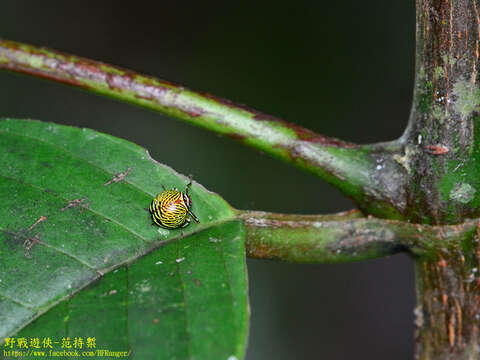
[0,39,407,219]
[238,209,480,263]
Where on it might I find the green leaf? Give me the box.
[0,119,248,360]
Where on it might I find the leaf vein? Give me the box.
[0,292,33,310]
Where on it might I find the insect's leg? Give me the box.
[181,218,191,228]
[188,210,200,223]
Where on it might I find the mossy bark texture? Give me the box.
[405,0,480,225]
[408,1,480,359]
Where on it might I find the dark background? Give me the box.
[0,1,416,359]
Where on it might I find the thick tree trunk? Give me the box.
[414,230,480,359]
[404,0,480,225]
[408,0,480,358]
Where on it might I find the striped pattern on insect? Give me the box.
[149,181,199,229]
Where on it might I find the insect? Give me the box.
[149,181,199,229]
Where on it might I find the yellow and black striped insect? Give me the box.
[149,181,199,229]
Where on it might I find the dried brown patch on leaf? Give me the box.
[103,167,132,186]
[23,234,40,257]
[28,216,47,231]
[61,198,89,211]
